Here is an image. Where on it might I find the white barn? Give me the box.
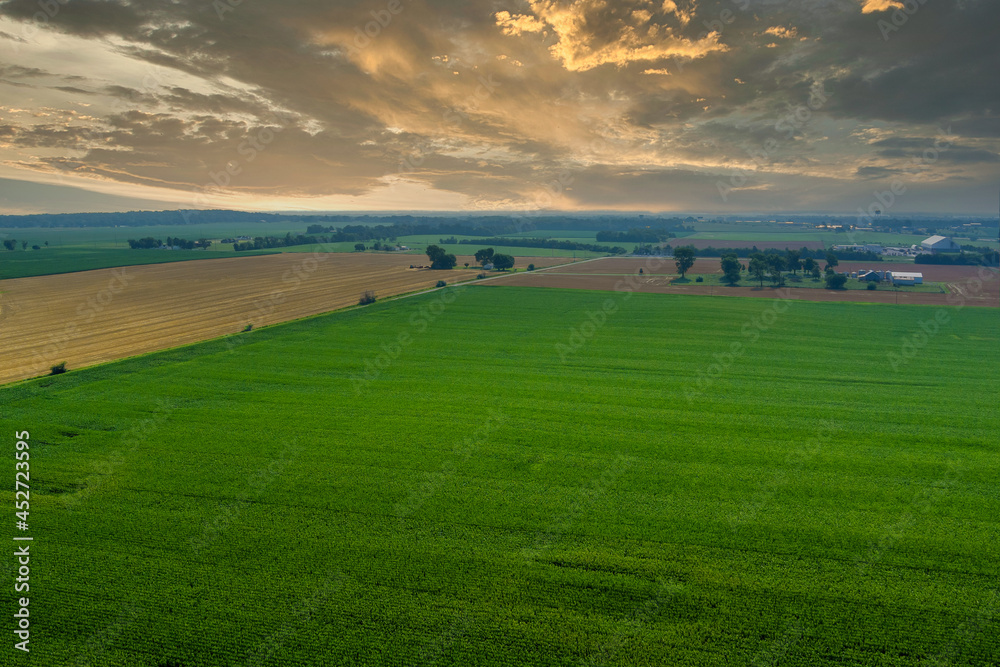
[921,236,960,253]
[889,272,924,286]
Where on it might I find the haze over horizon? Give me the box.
[1,0,998,216]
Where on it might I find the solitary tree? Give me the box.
[425,244,457,270]
[20,241,27,250]
[354,243,365,252]
[785,249,801,275]
[721,253,741,286]
[766,253,786,286]
[474,248,495,266]
[674,245,696,278]
[492,253,515,271]
[2,239,15,251]
[748,253,768,287]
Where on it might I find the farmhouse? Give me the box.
[889,272,924,286]
[921,236,960,253]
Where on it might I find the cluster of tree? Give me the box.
[473,248,515,270]
[127,237,163,249]
[425,245,457,270]
[128,236,210,249]
[458,237,625,254]
[915,251,999,266]
[233,233,322,251]
[743,250,835,287]
[595,226,686,243]
[632,244,672,256]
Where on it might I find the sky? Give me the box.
[0,0,997,215]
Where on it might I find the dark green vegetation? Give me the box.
[425,244,457,270]
[0,246,274,280]
[2,287,997,665]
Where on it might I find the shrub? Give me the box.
[825,274,848,290]
[359,290,376,305]
[409,265,414,269]
[476,273,486,280]
[50,362,67,375]
[436,280,447,288]
[32,245,40,250]
[243,324,253,332]
[527,264,535,271]
[695,276,704,282]
[866,282,877,291]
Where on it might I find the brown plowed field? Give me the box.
[0,253,570,385]
[494,257,999,307]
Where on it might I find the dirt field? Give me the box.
[495,257,999,307]
[0,253,570,385]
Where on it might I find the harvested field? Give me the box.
[0,252,570,384]
[497,257,999,307]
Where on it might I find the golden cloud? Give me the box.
[494,0,726,72]
[860,0,905,13]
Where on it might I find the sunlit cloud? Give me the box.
[0,0,995,214]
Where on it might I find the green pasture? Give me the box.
[2,286,997,665]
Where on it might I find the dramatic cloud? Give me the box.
[0,0,996,213]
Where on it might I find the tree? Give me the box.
[20,241,27,250]
[2,239,15,251]
[492,253,515,271]
[425,244,457,270]
[785,249,801,275]
[720,253,741,286]
[354,243,365,252]
[825,273,848,289]
[474,248,495,266]
[766,253,786,286]
[825,251,839,270]
[802,256,817,274]
[674,245,696,278]
[748,253,768,287]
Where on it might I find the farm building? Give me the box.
[857,270,884,282]
[833,244,884,254]
[921,236,961,253]
[889,272,924,286]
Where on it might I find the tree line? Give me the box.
[456,237,626,254]
[915,250,998,266]
[640,244,879,262]
[128,236,212,249]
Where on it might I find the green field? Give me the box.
[684,229,999,250]
[0,247,282,280]
[0,222,316,279]
[2,286,997,665]
[0,221,313,249]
